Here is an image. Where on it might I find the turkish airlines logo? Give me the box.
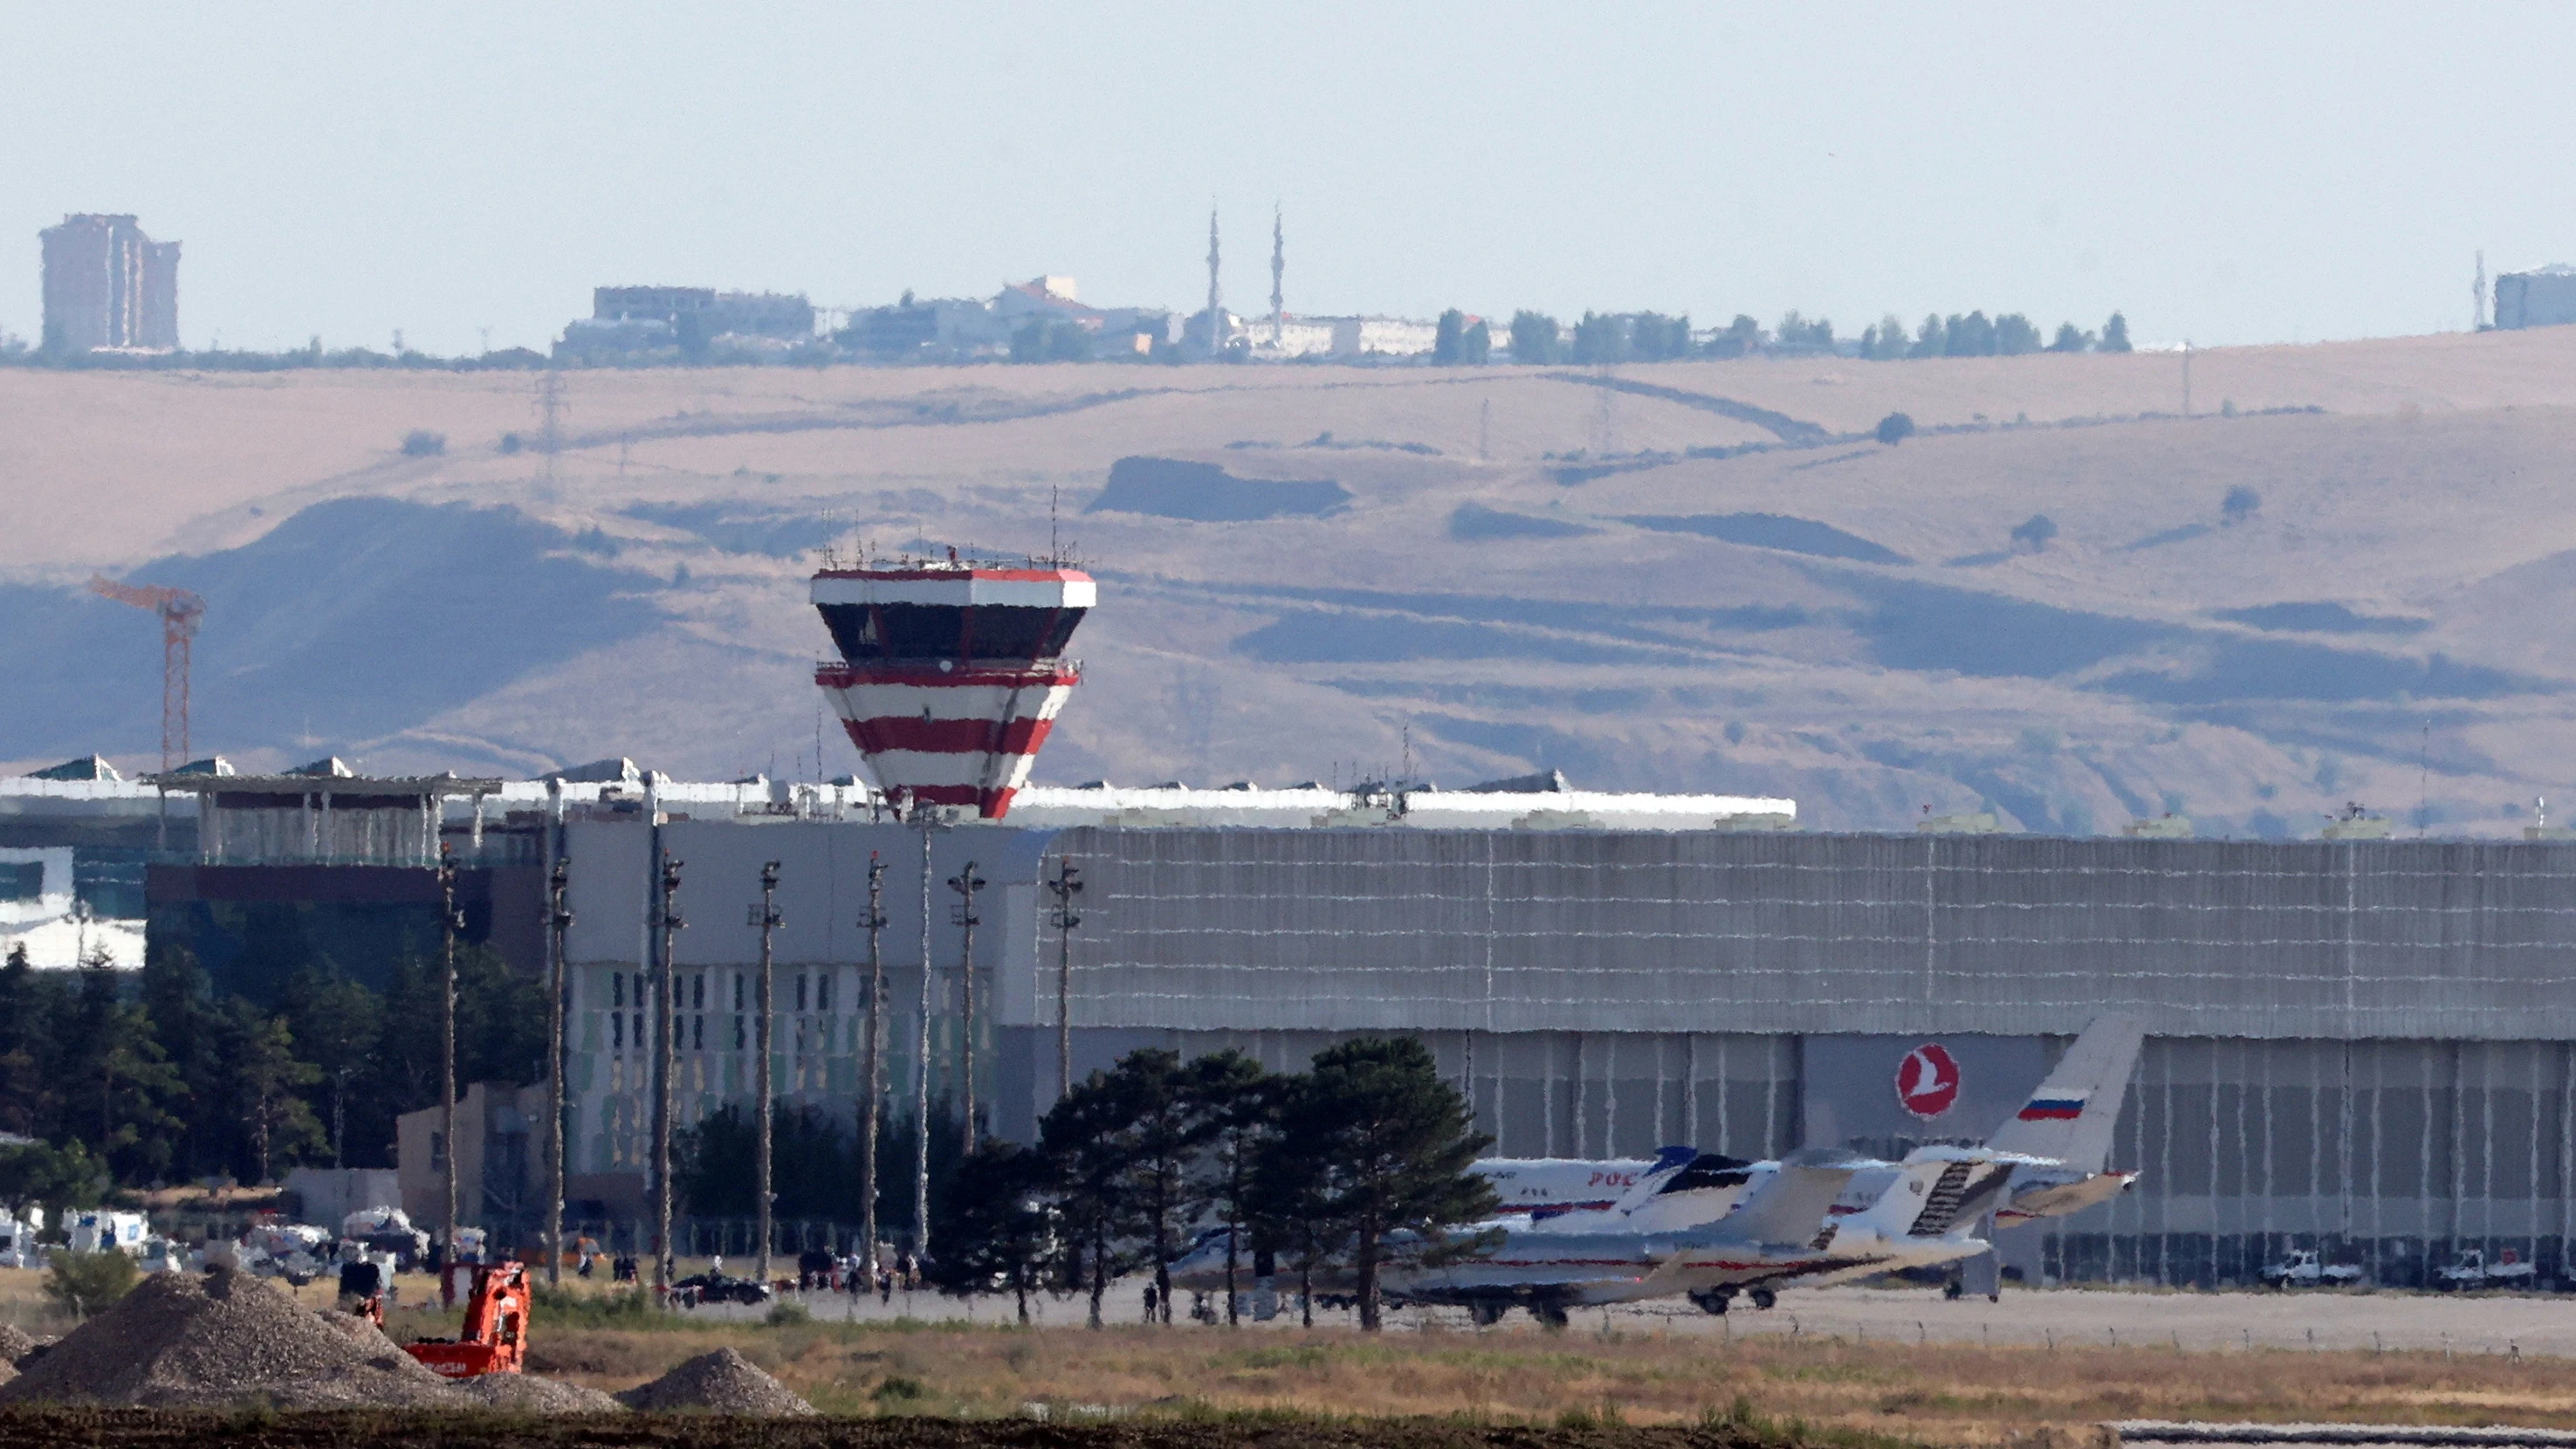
[1897,1043,1961,1119]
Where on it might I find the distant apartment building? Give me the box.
[2495,266,2576,330]
[39,214,180,353]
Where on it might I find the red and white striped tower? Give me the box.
[811,560,1094,819]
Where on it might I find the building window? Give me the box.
[612,1013,623,1051]
[692,1014,704,1051]
[734,1014,745,1051]
[429,1131,445,1171]
[795,974,807,1013]
[612,972,624,1009]
[633,1013,643,1050]
[692,973,705,1011]
[817,972,832,1012]
[733,972,745,1012]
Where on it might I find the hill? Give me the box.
[6,326,2576,836]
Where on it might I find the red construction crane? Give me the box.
[88,576,205,775]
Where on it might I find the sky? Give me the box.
[3,3,2572,357]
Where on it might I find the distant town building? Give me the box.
[841,278,1171,362]
[556,285,816,360]
[1240,313,1440,360]
[39,214,180,354]
[2494,265,2576,330]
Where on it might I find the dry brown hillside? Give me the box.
[3,326,2573,835]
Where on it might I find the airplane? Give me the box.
[1467,1013,2146,1236]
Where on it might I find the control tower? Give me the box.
[810,558,1094,818]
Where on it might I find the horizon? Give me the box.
[7,4,2574,356]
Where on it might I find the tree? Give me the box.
[0,944,58,1138]
[1037,1065,1147,1328]
[1461,319,1491,365]
[1569,312,1628,365]
[45,1249,138,1321]
[0,1138,106,1221]
[1908,313,1947,359]
[2048,322,2093,353]
[1281,1037,1494,1331]
[1863,314,1912,361]
[1105,1048,1233,1323]
[1193,1054,1276,1325]
[1508,312,1559,364]
[1995,314,2043,355]
[1875,412,1916,446]
[1774,312,1834,353]
[1432,310,1467,365]
[924,1139,1057,1322]
[1945,311,1997,357]
[1628,312,1693,361]
[65,965,184,1184]
[2100,312,2133,353]
[217,1001,324,1185]
[281,970,381,1168]
[2011,513,2059,552]
[2222,485,2262,524]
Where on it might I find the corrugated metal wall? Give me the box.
[1052,830,2576,1040]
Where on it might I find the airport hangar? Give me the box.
[536,777,2576,1291]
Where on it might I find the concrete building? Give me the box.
[2495,266,2576,330]
[40,214,179,354]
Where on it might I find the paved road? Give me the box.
[677,1276,2576,1356]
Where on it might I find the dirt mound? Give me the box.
[0,1265,456,1408]
[462,1373,627,1414]
[0,1324,38,1363]
[616,1347,814,1416]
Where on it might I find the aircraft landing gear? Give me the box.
[1469,1301,1507,1327]
[1943,1280,1964,1301]
[1535,1301,1571,1329]
[1748,1288,1777,1311]
[1688,1288,1735,1315]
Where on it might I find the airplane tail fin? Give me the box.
[1609,1144,1701,1214]
[1986,1014,2146,1172]
[1714,1147,1870,1246]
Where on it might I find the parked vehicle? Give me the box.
[2437,1247,2539,1290]
[2260,1248,2363,1288]
[673,1271,773,1307]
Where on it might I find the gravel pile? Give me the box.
[616,1347,816,1416]
[0,1323,38,1364]
[461,1373,627,1414]
[0,1265,457,1409]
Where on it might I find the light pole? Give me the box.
[858,852,888,1277]
[1043,858,1084,1100]
[913,821,932,1262]
[752,861,782,1287]
[652,853,684,1299]
[544,855,573,1287]
[947,861,986,1155]
[437,843,463,1292]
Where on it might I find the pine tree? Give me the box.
[1432,310,1467,365]
[924,1140,1055,1322]
[2101,312,2133,353]
[219,1002,323,1185]
[1508,312,1560,365]
[1281,1037,1494,1331]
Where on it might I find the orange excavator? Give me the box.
[347,1258,531,1377]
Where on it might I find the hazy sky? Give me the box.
[4,3,2569,356]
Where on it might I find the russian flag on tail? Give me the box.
[2017,1093,2087,1121]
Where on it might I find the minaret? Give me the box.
[1205,209,1226,356]
[1269,205,1285,346]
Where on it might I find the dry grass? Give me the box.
[519,1318,2576,1445]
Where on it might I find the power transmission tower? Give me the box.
[1269,205,1284,347]
[535,371,568,489]
[857,852,889,1276]
[947,860,986,1155]
[1044,858,1084,1099]
[544,853,573,1287]
[652,853,684,1298]
[89,576,204,773]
